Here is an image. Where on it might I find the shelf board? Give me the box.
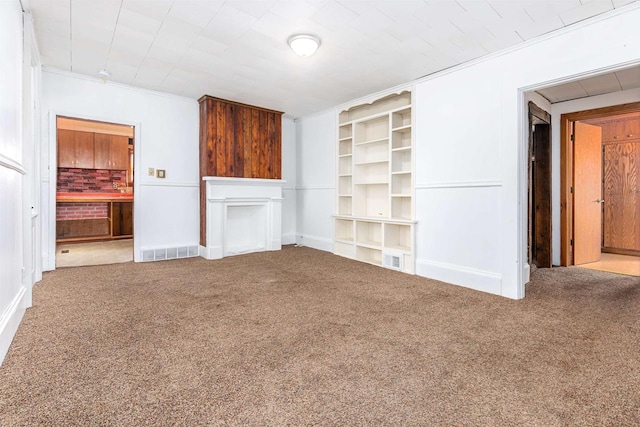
[333,214,416,224]
[339,136,353,142]
[391,194,412,197]
[391,146,411,152]
[391,171,411,175]
[338,194,352,197]
[338,174,352,177]
[355,241,382,250]
[335,238,354,244]
[338,153,352,158]
[392,125,412,133]
[384,244,411,252]
[354,137,388,146]
[354,181,388,185]
[355,159,389,166]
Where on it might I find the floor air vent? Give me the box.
[141,245,199,262]
[382,252,402,271]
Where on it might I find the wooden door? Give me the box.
[603,141,639,253]
[573,122,603,264]
[532,123,552,267]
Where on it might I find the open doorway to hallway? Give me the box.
[561,103,640,277]
[55,116,134,267]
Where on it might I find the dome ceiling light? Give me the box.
[288,34,321,57]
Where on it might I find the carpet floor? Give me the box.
[1,246,639,426]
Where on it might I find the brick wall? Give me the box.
[57,168,127,192]
[57,202,109,220]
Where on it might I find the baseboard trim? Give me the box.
[0,286,27,365]
[416,259,502,297]
[282,233,296,245]
[296,234,333,253]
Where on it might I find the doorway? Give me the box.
[55,117,135,267]
[528,102,552,269]
[560,102,640,276]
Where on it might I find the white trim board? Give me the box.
[416,259,503,298]
[0,287,27,365]
[296,234,333,253]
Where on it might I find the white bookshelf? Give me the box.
[334,91,415,274]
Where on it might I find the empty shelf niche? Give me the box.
[391,148,411,173]
[338,175,352,196]
[356,220,382,247]
[338,156,352,176]
[392,107,411,129]
[356,246,382,265]
[354,138,388,165]
[335,219,354,242]
[355,116,389,144]
[384,223,412,251]
[392,129,411,149]
[391,173,411,195]
[338,196,352,215]
[354,184,388,217]
[391,197,411,220]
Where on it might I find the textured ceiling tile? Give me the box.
[451,2,502,32]
[522,0,581,22]
[153,16,201,53]
[104,60,139,82]
[169,0,223,28]
[535,88,558,103]
[615,67,640,90]
[419,21,464,44]
[612,0,638,6]
[514,15,565,40]
[480,26,523,52]
[270,0,322,21]
[201,3,257,44]
[579,73,622,96]
[559,0,614,25]
[110,26,155,56]
[546,81,589,102]
[251,12,292,42]
[116,8,163,34]
[145,45,182,64]
[227,0,277,20]
[310,1,359,30]
[413,1,466,27]
[121,0,173,22]
[189,36,229,56]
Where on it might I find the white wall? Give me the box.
[41,70,200,268]
[549,87,640,266]
[0,0,41,365]
[41,70,299,268]
[295,5,640,299]
[295,111,335,252]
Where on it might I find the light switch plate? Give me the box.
[156,169,166,178]
[148,167,154,176]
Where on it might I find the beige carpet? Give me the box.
[1,246,639,426]
[56,239,133,268]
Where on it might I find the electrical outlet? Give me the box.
[148,167,154,176]
[156,169,166,178]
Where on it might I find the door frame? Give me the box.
[45,110,141,271]
[560,101,640,266]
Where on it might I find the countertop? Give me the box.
[56,192,133,202]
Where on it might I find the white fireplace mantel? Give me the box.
[200,177,285,260]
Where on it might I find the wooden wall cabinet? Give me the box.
[57,129,95,168]
[198,96,283,245]
[334,91,416,274]
[58,129,130,170]
[95,133,130,170]
[601,117,640,142]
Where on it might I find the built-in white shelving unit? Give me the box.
[334,91,415,274]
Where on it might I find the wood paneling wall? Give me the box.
[198,96,283,245]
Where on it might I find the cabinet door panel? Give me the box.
[57,129,77,168]
[58,129,94,168]
[94,133,111,169]
[110,135,130,170]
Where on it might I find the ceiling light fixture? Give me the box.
[288,34,320,57]
[98,69,111,83]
